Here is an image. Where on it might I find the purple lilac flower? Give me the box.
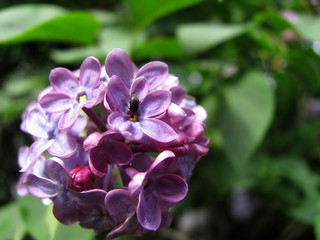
[17,146,46,196]
[105,75,177,142]
[18,48,209,239]
[39,56,101,131]
[83,130,133,177]
[105,188,173,239]
[20,103,86,171]
[25,157,106,225]
[127,151,188,230]
[105,48,168,90]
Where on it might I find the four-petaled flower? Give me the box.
[105,75,177,142]
[39,56,101,131]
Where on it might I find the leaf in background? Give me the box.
[177,23,246,55]
[134,38,184,59]
[314,213,320,240]
[51,27,134,64]
[217,71,274,172]
[0,4,100,44]
[124,0,204,29]
[18,195,50,240]
[0,202,25,240]
[293,14,320,41]
[52,222,93,240]
[0,74,47,122]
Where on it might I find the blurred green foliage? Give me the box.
[1,0,320,239]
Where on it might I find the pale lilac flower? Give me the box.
[20,103,86,171]
[39,57,101,130]
[17,146,45,196]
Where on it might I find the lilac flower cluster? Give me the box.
[18,48,209,239]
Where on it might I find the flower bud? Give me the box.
[69,166,94,191]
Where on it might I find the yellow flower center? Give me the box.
[78,94,88,103]
[142,179,149,187]
[128,114,139,122]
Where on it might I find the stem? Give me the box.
[83,107,106,132]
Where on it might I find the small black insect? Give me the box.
[128,93,140,121]
[129,93,140,112]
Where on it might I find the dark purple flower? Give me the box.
[83,130,133,177]
[128,151,188,230]
[105,76,177,142]
[25,158,101,225]
[76,190,115,233]
[105,189,143,239]
[39,57,101,131]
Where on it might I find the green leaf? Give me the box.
[51,27,134,64]
[52,222,93,240]
[0,202,25,240]
[314,213,320,240]
[0,4,100,44]
[18,195,51,240]
[134,38,184,59]
[0,74,47,122]
[293,14,320,41]
[177,23,247,55]
[43,201,93,240]
[217,70,274,172]
[125,0,204,29]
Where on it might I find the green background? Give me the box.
[0,0,320,239]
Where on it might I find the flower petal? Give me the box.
[48,132,77,158]
[18,146,29,168]
[79,56,101,88]
[45,158,69,185]
[107,214,142,240]
[73,189,107,206]
[53,191,78,225]
[104,140,132,166]
[25,174,60,198]
[131,153,153,172]
[105,75,130,112]
[20,138,54,172]
[105,189,134,221]
[139,90,171,117]
[50,67,79,94]
[105,48,134,88]
[84,88,101,108]
[170,86,185,105]
[108,112,143,141]
[130,77,148,100]
[135,61,168,89]
[89,146,109,177]
[167,103,187,126]
[39,92,74,113]
[24,106,49,138]
[153,174,188,202]
[58,103,82,131]
[140,118,177,142]
[137,190,161,231]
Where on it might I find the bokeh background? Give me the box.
[1,0,320,239]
